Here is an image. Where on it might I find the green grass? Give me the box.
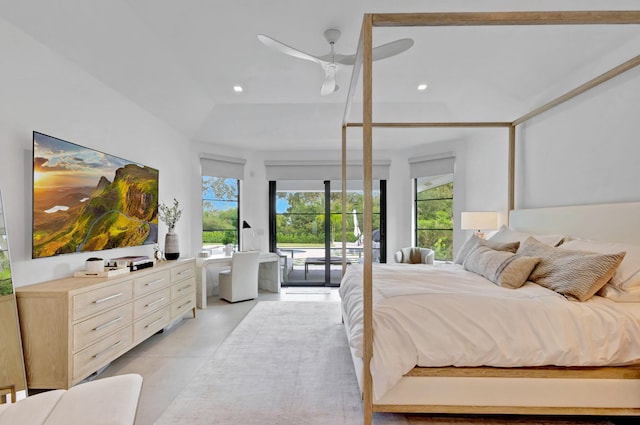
[0,278,13,296]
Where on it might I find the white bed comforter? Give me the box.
[339,262,640,400]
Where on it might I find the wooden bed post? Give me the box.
[342,125,347,274]
[508,124,516,214]
[362,13,374,425]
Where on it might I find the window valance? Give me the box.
[200,153,246,180]
[408,152,455,178]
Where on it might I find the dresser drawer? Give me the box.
[133,270,171,297]
[73,326,132,382]
[171,277,195,301]
[171,263,195,282]
[73,303,132,352]
[133,287,171,320]
[73,281,133,321]
[171,293,195,319]
[133,305,170,344]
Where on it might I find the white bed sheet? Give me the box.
[339,262,640,401]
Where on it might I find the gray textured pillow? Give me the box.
[463,244,540,289]
[517,236,626,301]
[454,234,520,265]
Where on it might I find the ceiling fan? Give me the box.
[257,29,414,96]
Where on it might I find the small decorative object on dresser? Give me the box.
[159,198,182,260]
[164,230,180,260]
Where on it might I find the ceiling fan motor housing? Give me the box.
[324,28,341,44]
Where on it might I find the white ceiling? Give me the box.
[2,0,639,152]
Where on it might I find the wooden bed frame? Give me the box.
[338,11,640,424]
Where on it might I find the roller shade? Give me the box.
[265,160,390,181]
[409,152,455,178]
[200,153,246,180]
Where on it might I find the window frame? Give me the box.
[201,176,241,249]
[414,175,454,261]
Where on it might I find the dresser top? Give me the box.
[16,258,194,295]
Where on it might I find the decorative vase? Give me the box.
[165,229,180,260]
[224,244,233,256]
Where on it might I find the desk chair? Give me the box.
[219,251,261,302]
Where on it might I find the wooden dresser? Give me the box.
[16,258,196,389]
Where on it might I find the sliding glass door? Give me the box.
[270,180,385,287]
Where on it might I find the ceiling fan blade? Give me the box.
[320,67,337,96]
[257,34,321,64]
[335,38,414,65]
[372,38,414,61]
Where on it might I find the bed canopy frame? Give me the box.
[339,11,640,424]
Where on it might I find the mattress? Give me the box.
[339,262,640,401]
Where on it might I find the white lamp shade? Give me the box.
[460,211,498,231]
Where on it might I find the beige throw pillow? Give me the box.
[463,243,540,289]
[517,236,626,301]
[454,233,520,265]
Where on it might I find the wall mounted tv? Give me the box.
[32,132,159,259]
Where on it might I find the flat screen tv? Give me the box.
[32,131,158,259]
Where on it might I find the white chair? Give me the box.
[277,249,294,282]
[219,251,261,302]
[394,247,435,264]
[0,374,142,425]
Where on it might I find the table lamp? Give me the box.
[460,211,498,239]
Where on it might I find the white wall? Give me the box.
[516,66,640,209]
[401,130,509,256]
[0,18,193,287]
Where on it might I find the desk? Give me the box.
[195,252,280,308]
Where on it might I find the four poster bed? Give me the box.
[338,11,640,424]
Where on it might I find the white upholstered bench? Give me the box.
[0,374,142,425]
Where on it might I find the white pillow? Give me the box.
[560,238,640,289]
[598,283,640,303]
[489,225,565,247]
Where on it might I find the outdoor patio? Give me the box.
[279,245,369,285]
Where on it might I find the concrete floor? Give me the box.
[98,288,341,425]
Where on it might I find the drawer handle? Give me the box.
[145,278,165,287]
[177,300,192,310]
[144,317,164,329]
[93,292,124,304]
[92,340,123,359]
[177,269,192,277]
[93,316,123,331]
[145,297,166,308]
[177,284,192,292]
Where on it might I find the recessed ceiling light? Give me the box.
[417,83,428,91]
[233,85,243,93]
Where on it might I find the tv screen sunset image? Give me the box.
[32,132,158,258]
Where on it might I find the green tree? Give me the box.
[416,180,453,260]
[202,177,239,245]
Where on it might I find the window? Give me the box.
[202,176,239,248]
[415,174,454,260]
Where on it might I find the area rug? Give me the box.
[154,301,615,425]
